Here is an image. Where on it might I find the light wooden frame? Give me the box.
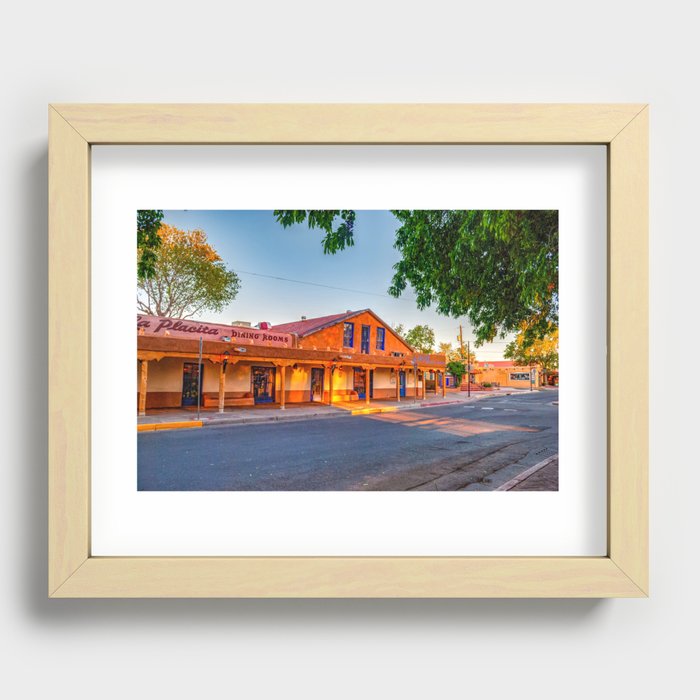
[48,104,648,598]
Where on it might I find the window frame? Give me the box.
[343,321,354,348]
[376,326,385,350]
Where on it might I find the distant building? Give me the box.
[472,360,542,389]
[136,309,446,414]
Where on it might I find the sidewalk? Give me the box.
[137,387,524,430]
[498,456,559,491]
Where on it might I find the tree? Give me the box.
[446,360,467,385]
[274,209,558,347]
[404,324,435,353]
[504,323,559,382]
[137,224,241,319]
[274,210,356,253]
[137,210,164,280]
[439,340,476,364]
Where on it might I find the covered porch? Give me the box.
[136,336,447,416]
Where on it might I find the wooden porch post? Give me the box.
[280,365,286,410]
[365,367,371,405]
[218,362,226,413]
[396,369,401,402]
[413,367,418,400]
[442,370,447,398]
[138,360,148,416]
[422,370,427,400]
[329,366,334,404]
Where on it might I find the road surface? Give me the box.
[138,390,558,491]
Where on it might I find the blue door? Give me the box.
[181,362,203,406]
[252,366,276,403]
[353,367,366,399]
[361,325,370,354]
[399,370,406,398]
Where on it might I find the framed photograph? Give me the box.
[49,104,648,597]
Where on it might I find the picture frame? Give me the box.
[48,103,648,598]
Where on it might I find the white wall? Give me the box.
[1,2,695,699]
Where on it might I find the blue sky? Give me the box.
[158,210,511,359]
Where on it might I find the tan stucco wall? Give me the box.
[226,362,256,393]
[141,357,185,392]
[299,311,413,356]
[477,366,540,389]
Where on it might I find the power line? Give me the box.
[235,268,511,351]
[234,269,420,303]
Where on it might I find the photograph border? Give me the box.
[48,104,648,598]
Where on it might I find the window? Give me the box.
[361,324,370,353]
[376,326,385,350]
[343,322,354,348]
[509,372,531,381]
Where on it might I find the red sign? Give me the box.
[137,315,294,348]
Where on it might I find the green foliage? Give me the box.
[136,210,164,280]
[439,340,475,364]
[446,360,467,383]
[504,324,559,376]
[274,210,356,254]
[137,224,240,319]
[274,209,558,347]
[403,324,435,353]
[389,210,558,345]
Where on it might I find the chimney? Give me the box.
[346,309,352,314]
[301,315,306,320]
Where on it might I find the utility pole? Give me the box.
[196,335,203,420]
[458,325,468,396]
[467,340,471,398]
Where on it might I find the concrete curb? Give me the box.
[137,389,519,430]
[137,420,203,432]
[203,411,342,427]
[495,454,558,491]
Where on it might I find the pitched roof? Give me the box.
[270,311,357,337]
[270,308,413,351]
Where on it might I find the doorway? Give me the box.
[399,370,406,398]
[181,362,203,406]
[310,367,325,402]
[252,366,276,403]
[353,367,366,399]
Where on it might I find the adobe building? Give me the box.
[471,360,542,389]
[137,309,447,415]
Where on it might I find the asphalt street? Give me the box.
[137,390,558,491]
